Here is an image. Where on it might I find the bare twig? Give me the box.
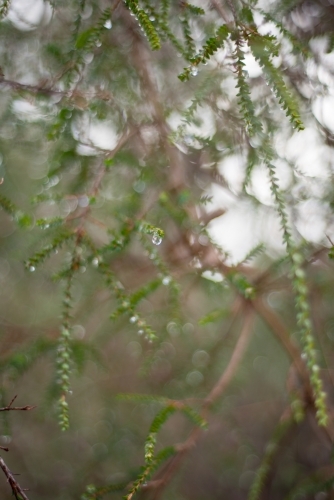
[0,395,36,412]
[204,306,254,408]
[0,457,30,500]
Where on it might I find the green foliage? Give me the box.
[178,25,230,81]
[234,39,263,136]
[25,231,74,271]
[286,474,334,500]
[247,32,304,130]
[249,414,295,500]
[123,1,161,50]
[0,1,333,498]
[0,194,32,227]
[0,0,10,18]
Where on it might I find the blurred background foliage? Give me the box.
[0,0,334,499]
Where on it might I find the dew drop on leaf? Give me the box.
[190,66,198,76]
[152,233,162,245]
[104,19,112,29]
[162,276,171,285]
[29,265,36,272]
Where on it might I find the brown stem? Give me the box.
[250,298,313,401]
[204,306,254,408]
[0,457,30,500]
[144,306,254,499]
[0,395,36,412]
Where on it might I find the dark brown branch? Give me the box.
[0,395,36,412]
[0,457,30,500]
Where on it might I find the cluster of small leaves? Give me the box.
[0,338,55,380]
[234,37,263,136]
[249,414,294,500]
[55,239,85,430]
[139,234,180,310]
[260,10,310,57]
[291,250,328,426]
[82,481,129,500]
[0,0,11,19]
[178,25,230,81]
[267,162,327,426]
[123,0,161,50]
[267,161,293,249]
[136,221,165,244]
[237,242,265,266]
[35,217,64,230]
[0,194,32,227]
[285,475,334,500]
[180,13,196,60]
[247,31,304,130]
[98,262,157,341]
[47,108,74,141]
[75,8,113,51]
[25,230,74,272]
[172,72,222,143]
[124,403,206,499]
[182,3,205,16]
[227,271,255,299]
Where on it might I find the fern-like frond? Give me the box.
[248,32,304,130]
[123,0,161,50]
[248,414,294,500]
[178,25,230,81]
[234,38,263,136]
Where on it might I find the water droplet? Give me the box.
[162,276,171,285]
[95,40,102,47]
[104,19,112,29]
[130,315,138,324]
[149,15,155,21]
[190,66,198,76]
[92,257,100,267]
[138,329,144,335]
[29,265,36,272]
[152,233,162,245]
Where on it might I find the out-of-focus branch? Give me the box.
[250,299,313,400]
[204,306,254,407]
[143,306,254,500]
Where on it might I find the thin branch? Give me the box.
[0,395,36,412]
[250,298,313,400]
[0,76,114,103]
[144,306,254,499]
[204,306,254,407]
[0,456,30,500]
